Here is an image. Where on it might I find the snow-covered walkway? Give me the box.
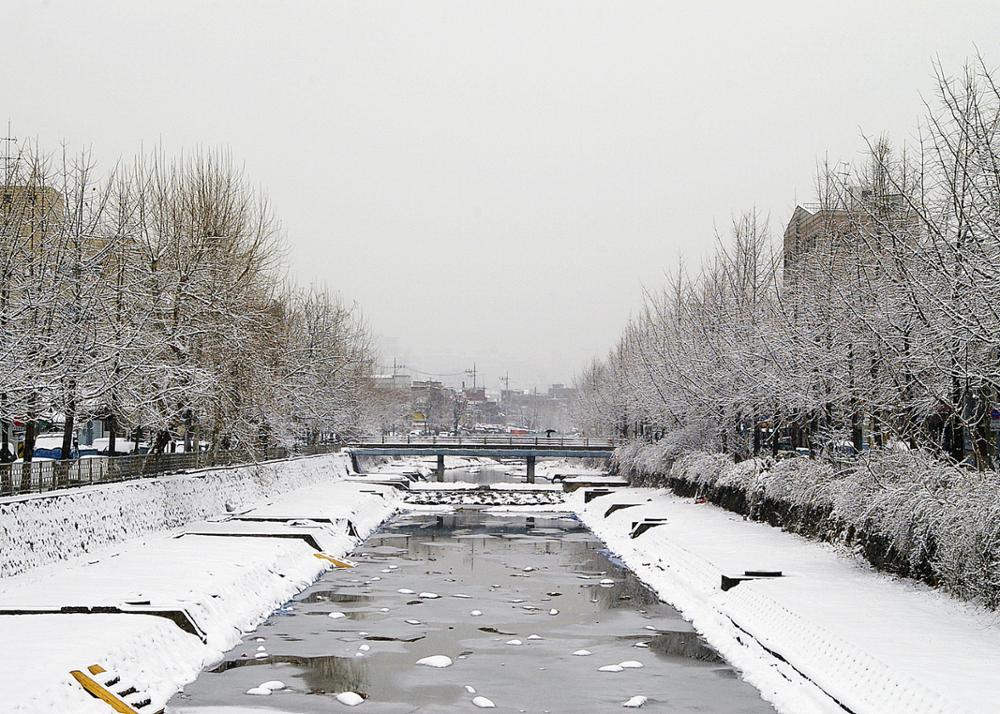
[575,487,1000,714]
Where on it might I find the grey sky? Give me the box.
[6,1,999,390]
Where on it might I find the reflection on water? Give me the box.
[211,654,369,695]
[167,510,774,713]
[298,591,373,604]
[645,632,724,663]
[440,464,521,484]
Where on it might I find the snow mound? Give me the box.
[416,655,453,668]
[336,691,364,706]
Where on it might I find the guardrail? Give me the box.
[347,435,619,448]
[0,443,340,497]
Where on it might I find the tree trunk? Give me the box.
[20,419,37,492]
[948,376,965,462]
[61,387,76,461]
[108,412,117,456]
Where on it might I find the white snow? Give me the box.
[0,456,400,713]
[472,696,496,708]
[574,486,1000,714]
[622,695,648,708]
[13,456,998,714]
[0,453,351,578]
[336,691,364,706]
[415,655,453,668]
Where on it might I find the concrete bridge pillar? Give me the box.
[526,455,536,484]
[436,454,445,482]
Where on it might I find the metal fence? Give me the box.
[0,443,341,498]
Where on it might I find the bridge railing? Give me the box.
[347,435,620,448]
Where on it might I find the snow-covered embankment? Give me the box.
[0,453,402,713]
[0,455,349,578]
[573,487,997,714]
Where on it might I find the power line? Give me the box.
[406,366,471,378]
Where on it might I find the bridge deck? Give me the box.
[346,437,615,459]
[347,435,617,458]
[349,446,613,458]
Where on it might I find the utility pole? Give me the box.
[1,121,17,180]
[391,357,407,378]
[464,363,477,389]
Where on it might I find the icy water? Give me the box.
[440,464,521,484]
[167,511,774,713]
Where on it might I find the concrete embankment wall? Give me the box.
[0,454,352,579]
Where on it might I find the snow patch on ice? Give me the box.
[416,655,453,668]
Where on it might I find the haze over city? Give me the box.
[6,1,999,388]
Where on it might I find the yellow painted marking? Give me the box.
[314,553,355,568]
[88,664,106,675]
[69,669,138,714]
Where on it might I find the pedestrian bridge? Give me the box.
[344,435,617,482]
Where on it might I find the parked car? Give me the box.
[31,433,70,460]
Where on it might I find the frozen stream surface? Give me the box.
[167,510,774,712]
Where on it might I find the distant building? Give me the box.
[1,184,63,232]
[548,383,577,400]
[782,192,910,279]
[497,385,577,432]
[463,387,486,402]
[373,373,411,390]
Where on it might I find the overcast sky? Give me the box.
[6,1,999,390]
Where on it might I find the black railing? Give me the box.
[0,443,340,498]
[350,435,619,448]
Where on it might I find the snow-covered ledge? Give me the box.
[0,453,352,579]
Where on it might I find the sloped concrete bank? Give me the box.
[0,454,351,578]
[0,454,403,712]
[572,487,1000,714]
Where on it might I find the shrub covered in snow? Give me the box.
[671,451,734,489]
